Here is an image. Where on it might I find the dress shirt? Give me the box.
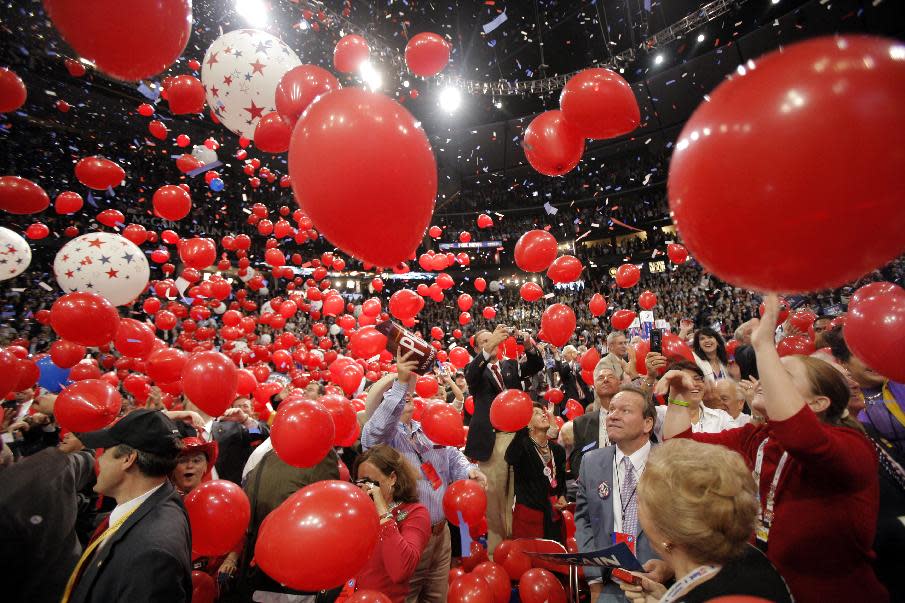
[654,404,738,442]
[612,441,651,534]
[597,408,611,448]
[362,380,477,524]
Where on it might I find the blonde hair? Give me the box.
[638,439,758,565]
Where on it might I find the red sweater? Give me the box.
[678,406,888,603]
[352,502,431,602]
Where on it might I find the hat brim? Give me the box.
[75,428,121,450]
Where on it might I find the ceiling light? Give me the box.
[439,87,462,113]
[697,33,706,43]
[358,61,383,91]
[493,99,503,109]
[771,0,780,4]
[235,0,268,27]
[654,54,664,65]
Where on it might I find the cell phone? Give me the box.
[649,328,662,354]
[611,567,642,586]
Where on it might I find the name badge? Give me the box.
[421,461,442,490]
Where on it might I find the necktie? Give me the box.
[491,363,505,391]
[61,508,137,603]
[620,456,639,536]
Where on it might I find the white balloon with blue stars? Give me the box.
[53,232,149,306]
[0,226,31,281]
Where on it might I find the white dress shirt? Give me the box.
[597,408,611,448]
[654,404,739,442]
[612,440,651,534]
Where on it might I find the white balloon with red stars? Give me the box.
[0,227,31,281]
[53,232,150,306]
[201,29,302,139]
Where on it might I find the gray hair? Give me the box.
[563,345,578,356]
[592,358,618,381]
[606,331,626,345]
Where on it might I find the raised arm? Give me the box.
[361,351,418,449]
[750,294,803,422]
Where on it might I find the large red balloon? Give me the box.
[349,326,388,359]
[179,238,217,269]
[0,349,24,397]
[114,318,156,358]
[518,568,566,603]
[472,562,510,603]
[662,333,694,363]
[610,309,637,330]
[54,191,83,214]
[443,479,487,527]
[638,290,657,310]
[319,394,358,446]
[42,0,191,81]
[50,340,86,369]
[347,591,392,603]
[254,112,293,153]
[75,156,125,190]
[147,347,187,384]
[0,176,50,214]
[776,335,816,357]
[185,480,250,556]
[166,75,205,114]
[50,292,119,347]
[389,288,425,320]
[405,33,451,77]
[289,88,437,267]
[54,379,122,432]
[514,230,558,272]
[0,67,27,112]
[421,403,465,447]
[615,263,641,288]
[271,398,336,467]
[560,68,640,140]
[523,110,584,177]
[191,571,217,603]
[666,243,688,264]
[255,480,379,591]
[153,185,191,221]
[546,255,583,284]
[520,282,544,302]
[275,65,340,123]
[540,303,576,347]
[182,351,238,417]
[333,34,370,73]
[845,282,905,382]
[489,389,533,432]
[448,574,494,603]
[668,36,905,292]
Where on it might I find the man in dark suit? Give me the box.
[575,387,672,602]
[570,364,621,477]
[63,409,191,603]
[464,324,543,553]
[553,345,594,408]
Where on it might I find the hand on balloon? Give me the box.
[396,350,419,385]
[751,294,780,351]
[553,496,568,510]
[467,467,488,489]
[618,572,666,603]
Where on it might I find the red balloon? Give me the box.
[520,282,544,302]
[518,568,566,603]
[153,185,191,221]
[0,67,26,112]
[50,340,86,369]
[668,36,905,293]
[333,34,370,73]
[389,288,425,320]
[589,293,608,317]
[114,318,156,358]
[560,68,640,140]
[759,298,790,327]
[474,278,487,293]
[580,347,601,372]
[544,389,564,405]
[349,326,388,359]
[166,75,205,114]
[51,292,119,346]
[191,571,217,603]
[564,399,584,420]
[289,88,436,267]
[415,375,439,398]
[457,293,474,312]
[182,351,238,416]
[523,110,584,177]
[14,358,39,392]
[69,360,102,382]
[180,238,216,270]
[148,119,168,140]
[42,0,191,81]
[254,112,293,154]
[319,394,358,446]
[0,176,50,214]
[546,255,583,284]
[54,191,83,214]
[443,479,487,527]
[514,230,558,273]
[615,263,641,288]
[662,333,694,363]
[473,562,510,603]
[776,335,816,357]
[75,156,124,190]
[54,379,122,432]
[540,303,576,347]
[449,574,494,603]
[275,65,340,123]
[638,290,657,310]
[501,544,532,582]
[477,214,493,229]
[405,33,450,77]
[176,153,203,174]
[347,591,392,603]
[450,347,471,369]
[255,480,379,591]
[610,309,637,330]
[185,480,250,556]
[666,243,688,264]
[789,309,818,334]
[489,389,533,432]
[845,282,905,382]
[25,222,50,240]
[147,347,187,384]
[449,567,467,584]
[272,399,336,467]
[421,403,465,447]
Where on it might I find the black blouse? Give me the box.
[505,429,567,510]
[680,545,793,603]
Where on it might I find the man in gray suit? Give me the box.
[575,386,674,602]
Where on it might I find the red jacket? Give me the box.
[679,406,888,603]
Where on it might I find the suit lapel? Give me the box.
[599,447,616,536]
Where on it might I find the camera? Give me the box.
[354,478,379,488]
[650,328,663,354]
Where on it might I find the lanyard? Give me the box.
[754,438,789,543]
[531,437,556,486]
[659,564,722,603]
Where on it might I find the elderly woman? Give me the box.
[350,444,431,602]
[618,439,792,602]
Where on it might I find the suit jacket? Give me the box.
[556,360,593,407]
[68,481,192,603]
[570,411,601,477]
[575,445,659,602]
[464,349,543,462]
[210,419,270,484]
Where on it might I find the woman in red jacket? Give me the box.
[347,444,431,602]
[659,294,887,603]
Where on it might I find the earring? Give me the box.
[663,542,674,553]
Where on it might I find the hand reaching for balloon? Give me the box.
[467,467,488,489]
[751,294,780,350]
[396,350,419,384]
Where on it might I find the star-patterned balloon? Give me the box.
[0,226,32,281]
[53,232,150,306]
[201,29,302,139]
